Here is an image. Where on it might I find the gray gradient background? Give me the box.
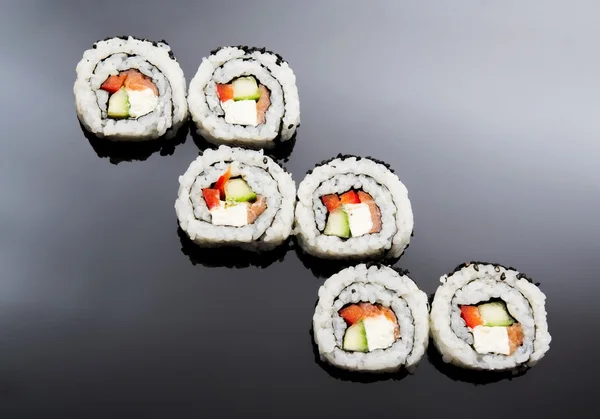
[1,0,598,417]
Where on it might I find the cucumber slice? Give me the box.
[232,77,261,101]
[107,87,130,118]
[224,178,256,202]
[478,302,515,326]
[342,321,368,352]
[324,208,350,238]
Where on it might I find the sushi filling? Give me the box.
[100,69,159,119]
[202,166,267,227]
[216,76,271,126]
[321,190,382,238]
[460,300,524,356]
[338,302,400,352]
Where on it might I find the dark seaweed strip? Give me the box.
[209,45,287,65]
[206,54,289,142]
[310,173,396,238]
[186,156,289,242]
[91,56,175,125]
[334,282,413,313]
[306,154,396,175]
[450,277,536,319]
[88,36,179,124]
[305,160,404,257]
[447,274,538,356]
[448,284,536,360]
[94,36,177,61]
[332,280,417,357]
[209,46,298,139]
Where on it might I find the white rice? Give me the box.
[313,264,429,373]
[187,46,300,149]
[429,262,551,371]
[175,145,296,250]
[74,36,188,141]
[295,155,414,260]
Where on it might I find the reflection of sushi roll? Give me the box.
[295,155,413,260]
[175,145,296,250]
[187,46,300,149]
[74,36,188,141]
[313,264,429,373]
[430,262,551,371]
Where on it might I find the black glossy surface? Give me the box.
[2,1,598,417]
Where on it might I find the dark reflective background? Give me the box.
[2,0,598,417]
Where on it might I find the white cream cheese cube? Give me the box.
[343,203,373,237]
[363,315,396,351]
[210,202,249,227]
[222,99,258,126]
[126,88,158,118]
[472,325,510,355]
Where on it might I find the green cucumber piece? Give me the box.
[342,321,368,352]
[324,208,350,238]
[478,302,515,326]
[224,178,256,202]
[107,87,130,118]
[232,77,261,101]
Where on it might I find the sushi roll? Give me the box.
[312,264,429,373]
[187,46,300,149]
[430,262,551,371]
[175,145,296,250]
[295,155,413,260]
[74,36,188,141]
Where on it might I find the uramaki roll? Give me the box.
[430,262,551,371]
[74,36,188,141]
[175,146,296,251]
[295,155,413,260]
[187,46,300,149]
[312,264,429,373]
